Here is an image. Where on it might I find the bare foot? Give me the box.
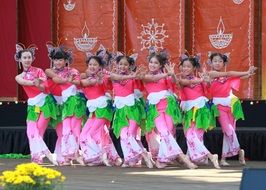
[155,161,167,169]
[142,152,154,169]
[102,153,112,167]
[76,156,85,166]
[180,155,198,169]
[114,158,123,166]
[220,159,230,166]
[46,153,58,166]
[210,154,220,169]
[239,149,246,166]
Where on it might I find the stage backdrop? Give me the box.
[55,0,118,72]
[17,0,52,100]
[0,1,17,100]
[191,0,254,99]
[123,0,185,66]
[262,0,266,99]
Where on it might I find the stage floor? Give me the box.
[1,127,266,161]
[1,159,266,190]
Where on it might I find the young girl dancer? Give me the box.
[111,53,154,168]
[141,48,196,169]
[79,49,122,166]
[45,45,86,165]
[207,52,257,166]
[176,53,220,169]
[14,44,57,165]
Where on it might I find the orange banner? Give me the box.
[55,0,118,72]
[262,0,266,99]
[191,0,254,99]
[124,0,184,66]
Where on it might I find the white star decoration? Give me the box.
[137,18,169,51]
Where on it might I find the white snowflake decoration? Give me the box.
[233,0,244,5]
[209,17,233,49]
[137,18,169,51]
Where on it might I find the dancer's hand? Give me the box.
[165,62,175,76]
[134,65,145,79]
[248,66,257,75]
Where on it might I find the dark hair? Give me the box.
[180,57,201,69]
[15,49,35,61]
[116,55,135,66]
[86,56,104,67]
[48,47,72,64]
[210,52,228,64]
[96,49,112,66]
[148,52,169,67]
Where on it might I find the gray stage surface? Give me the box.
[1,159,266,190]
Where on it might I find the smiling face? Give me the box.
[180,60,195,76]
[211,55,225,71]
[87,58,100,74]
[148,56,162,72]
[117,57,130,73]
[19,51,34,70]
[53,58,66,70]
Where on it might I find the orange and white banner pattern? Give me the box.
[123,0,185,66]
[55,0,118,72]
[191,0,254,99]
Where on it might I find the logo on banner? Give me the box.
[137,18,169,51]
[209,17,233,49]
[233,0,244,4]
[63,0,75,11]
[74,22,98,52]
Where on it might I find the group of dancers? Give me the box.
[14,43,257,169]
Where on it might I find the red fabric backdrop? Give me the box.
[17,0,52,100]
[55,0,118,72]
[191,0,254,99]
[123,0,185,66]
[0,1,17,100]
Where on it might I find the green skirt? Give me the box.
[89,100,113,122]
[27,94,57,122]
[62,93,87,119]
[48,104,63,128]
[112,103,142,138]
[136,97,147,135]
[231,97,244,120]
[183,104,219,131]
[145,96,182,133]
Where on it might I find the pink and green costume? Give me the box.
[45,78,65,164]
[112,79,145,166]
[21,66,56,163]
[179,79,218,162]
[55,67,86,161]
[144,77,183,163]
[80,75,120,165]
[209,77,244,158]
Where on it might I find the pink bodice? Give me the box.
[113,79,135,97]
[144,77,172,94]
[82,76,111,99]
[45,79,62,96]
[179,83,206,101]
[22,66,47,98]
[209,77,240,98]
[54,67,80,91]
